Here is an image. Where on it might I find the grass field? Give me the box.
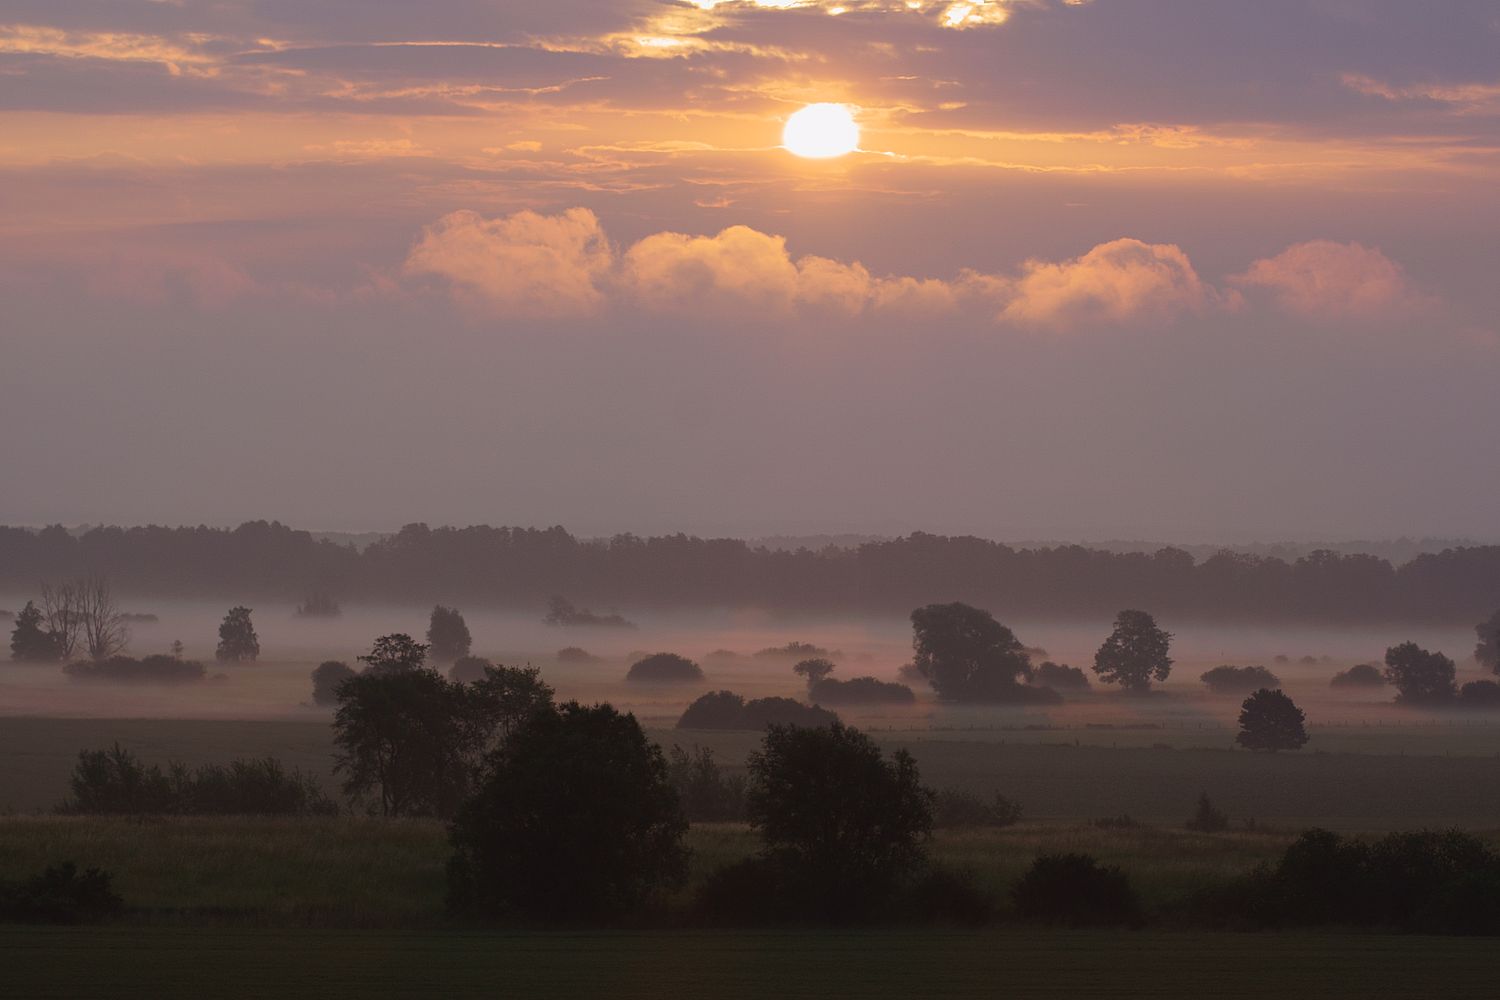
[0,817,1303,924]
[4,925,1498,999]
[5,716,1500,828]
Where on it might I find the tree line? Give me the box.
[4,521,1500,622]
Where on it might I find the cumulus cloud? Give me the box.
[404,208,614,317]
[1233,240,1421,320]
[996,238,1214,329]
[405,208,1427,333]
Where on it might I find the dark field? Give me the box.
[4,716,1500,829]
[5,926,1497,1000]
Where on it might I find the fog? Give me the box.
[3,593,1487,740]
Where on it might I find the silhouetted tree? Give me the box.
[677,690,839,730]
[626,652,703,683]
[39,581,84,660]
[667,744,745,822]
[1092,610,1173,693]
[1236,689,1309,751]
[447,702,688,919]
[357,632,427,674]
[1476,610,1500,674]
[1034,661,1090,691]
[909,602,1037,703]
[1383,642,1457,705]
[745,721,932,917]
[1201,664,1281,695]
[1186,792,1230,831]
[1459,680,1500,708]
[792,657,836,689]
[426,605,472,661]
[810,675,917,705]
[310,660,356,706]
[10,601,61,662]
[294,593,340,618]
[331,664,475,818]
[215,606,259,663]
[1330,663,1386,689]
[78,577,129,660]
[64,655,205,684]
[468,663,555,745]
[447,655,493,685]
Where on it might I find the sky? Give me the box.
[1,0,1498,541]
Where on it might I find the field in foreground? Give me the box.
[5,926,1498,1000]
[0,817,1302,924]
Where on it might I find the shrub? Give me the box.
[1034,661,1090,691]
[1458,680,1500,708]
[57,744,337,816]
[1185,792,1230,832]
[447,655,494,685]
[311,660,356,705]
[754,641,830,660]
[626,652,704,684]
[666,744,745,822]
[894,866,994,926]
[1384,642,1457,705]
[555,647,600,663]
[63,655,206,684]
[932,788,1022,829]
[1236,688,1309,751]
[543,596,635,629]
[1200,664,1281,694]
[0,863,123,924]
[1330,663,1386,689]
[676,691,839,730]
[809,676,916,705]
[1011,853,1139,926]
[447,702,688,920]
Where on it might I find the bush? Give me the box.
[626,652,704,684]
[754,641,831,660]
[932,788,1022,828]
[56,744,337,816]
[1384,642,1457,705]
[893,866,994,926]
[310,660,356,705]
[447,655,494,685]
[555,647,600,663]
[676,691,839,730]
[1236,688,1309,751]
[667,744,745,822]
[1193,828,1500,934]
[1200,665,1281,694]
[0,863,123,924]
[63,655,206,684]
[1034,661,1090,691]
[447,702,688,920]
[1011,853,1139,926]
[1330,663,1386,689]
[809,676,916,705]
[543,596,635,629]
[1185,792,1230,832]
[1458,680,1500,708]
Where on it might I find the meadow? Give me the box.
[6,925,1498,1000]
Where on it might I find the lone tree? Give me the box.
[39,581,85,660]
[10,601,62,662]
[909,602,1035,702]
[1383,642,1457,706]
[448,701,688,919]
[215,607,260,663]
[427,605,472,662]
[1476,610,1500,675]
[310,660,357,706]
[745,721,933,917]
[78,578,130,661]
[1236,689,1309,751]
[792,657,836,690]
[1092,610,1173,694]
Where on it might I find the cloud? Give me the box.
[403,208,614,317]
[1233,240,1421,320]
[997,238,1214,328]
[624,224,801,311]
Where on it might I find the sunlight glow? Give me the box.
[782,103,860,158]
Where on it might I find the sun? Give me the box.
[782,103,860,159]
